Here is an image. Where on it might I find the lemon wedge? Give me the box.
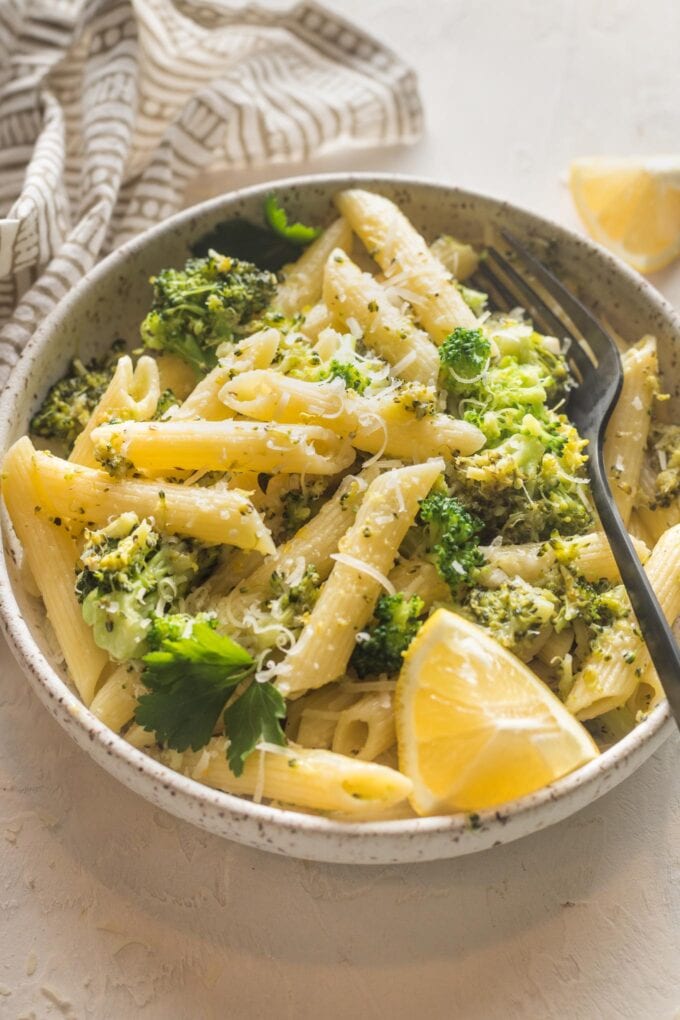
[395,608,599,815]
[569,155,680,273]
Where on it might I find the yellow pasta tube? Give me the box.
[91,419,356,476]
[8,437,274,553]
[89,664,141,732]
[164,737,413,817]
[216,472,367,626]
[172,327,281,421]
[278,459,444,696]
[1,444,108,705]
[387,557,450,606]
[220,370,485,459]
[479,532,650,587]
[635,455,680,544]
[604,336,658,526]
[566,524,680,720]
[331,692,396,761]
[288,686,358,749]
[335,188,477,340]
[322,249,440,386]
[70,355,160,468]
[276,218,352,315]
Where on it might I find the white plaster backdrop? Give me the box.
[1,1,679,1017]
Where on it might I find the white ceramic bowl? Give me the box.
[0,173,675,864]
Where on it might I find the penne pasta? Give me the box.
[162,737,413,817]
[171,327,281,421]
[2,445,108,705]
[277,459,444,697]
[322,249,440,386]
[220,369,485,459]
[91,419,356,476]
[335,188,477,340]
[70,355,160,468]
[89,664,142,732]
[565,524,680,719]
[604,336,658,526]
[6,436,275,553]
[276,218,352,315]
[331,691,396,761]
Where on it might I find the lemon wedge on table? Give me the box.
[395,609,599,816]
[569,155,680,273]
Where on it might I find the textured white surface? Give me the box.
[1,1,679,1016]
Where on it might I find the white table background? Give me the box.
[1,2,679,1017]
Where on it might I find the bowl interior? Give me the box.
[0,173,675,863]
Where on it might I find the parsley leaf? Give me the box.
[224,680,286,777]
[263,193,321,246]
[135,620,254,751]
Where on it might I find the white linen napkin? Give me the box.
[0,0,422,387]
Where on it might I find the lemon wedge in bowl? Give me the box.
[569,155,680,273]
[395,609,599,816]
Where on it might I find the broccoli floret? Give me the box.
[140,251,276,375]
[439,327,491,391]
[268,565,321,625]
[464,578,558,661]
[30,340,125,452]
[451,414,592,543]
[417,491,484,596]
[351,593,426,678]
[75,513,217,660]
[645,423,680,507]
[146,611,217,648]
[326,359,371,394]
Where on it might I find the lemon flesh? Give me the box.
[570,156,680,273]
[396,609,600,816]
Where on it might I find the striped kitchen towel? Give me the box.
[0,0,422,387]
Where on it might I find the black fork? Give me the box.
[476,231,680,725]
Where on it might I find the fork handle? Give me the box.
[589,436,680,725]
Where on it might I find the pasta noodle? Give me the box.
[220,369,485,459]
[91,419,356,476]
[70,355,160,468]
[604,336,658,526]
[160,737,412,817]
[7,436,275,552]
[276,218,352,315]
[335,188,478,341]
[322,249,440,386]
[565,524,680,719]
[277,460,444,697]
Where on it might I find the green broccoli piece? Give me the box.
[267,565,321,628]
[464,578,559,661]
[351,593,426,678]
[140,251,276,375]
[451,414,592,543]
[263,194,321,246]
[75,513,217,660]
[30,340,125,452]
[417,491,484,596]
[439,327,491,390]
[326,359,371,394]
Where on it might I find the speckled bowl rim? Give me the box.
[0,172,673,863]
